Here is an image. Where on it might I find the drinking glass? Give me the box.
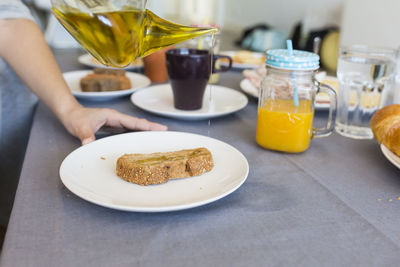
[166,48,232,110]
[335,45,397,139]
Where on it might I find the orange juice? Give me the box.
[256,99,314,153]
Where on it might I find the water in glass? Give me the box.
[336,46,396,139]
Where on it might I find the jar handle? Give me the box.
[313,83,337,138]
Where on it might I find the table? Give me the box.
[1,49,400,266]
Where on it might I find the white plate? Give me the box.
[240,78,259,98]
[239,78,331,110]
[78,53,144,70]
[220,50,265,69]
[131,84,248,120]
[63,70,151,101]
[381,144,400,169]
[59,131,249,212]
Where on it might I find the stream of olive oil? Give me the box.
[207,33,216,137]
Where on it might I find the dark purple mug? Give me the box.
[166,48,233,110]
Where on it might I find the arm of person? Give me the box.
[0,18,167,145]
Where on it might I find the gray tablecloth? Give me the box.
[1,52,400,266]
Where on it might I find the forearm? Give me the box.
[0,18,80,122]
[0,18,167,144]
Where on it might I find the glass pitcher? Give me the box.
[51,0,218,68]
[256,49,337,153]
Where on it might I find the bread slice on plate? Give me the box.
[116,147,214,186]
[80,68,132,92]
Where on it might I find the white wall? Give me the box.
[224,0,343,34]
[340,0,400,49]
[146,0,179,19]
[147,0,225,27]
[147,0,343,37]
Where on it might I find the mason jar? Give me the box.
[256,49,337,153]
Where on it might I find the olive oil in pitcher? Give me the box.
[52,8,219,68]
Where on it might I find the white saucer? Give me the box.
[381,144,400,169]
[131,84,248,120]
[240,78,259,98]
[63,70,151,101]
[59,131,249,212]
[78,53,144,70]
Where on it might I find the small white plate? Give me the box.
[239,78,331,110]
[381,144,400,169]
[78,53,144,70]
[63,70,151,101]
[240,78,259,98]
[59,131,249,212]
[220,50,265,69]
[131,84,248,120]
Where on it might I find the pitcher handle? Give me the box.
[313,82,337,138]
[212,55,232,73]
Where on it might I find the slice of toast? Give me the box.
[116,147,214,186]
[93,68,126,76]
[80,74,131,92]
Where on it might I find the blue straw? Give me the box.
[286,40,299,107]
[286,40,293,55]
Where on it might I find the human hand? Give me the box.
[60,106,167,145]
[0,19,167,145]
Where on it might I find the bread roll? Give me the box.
[370,104,400,156]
